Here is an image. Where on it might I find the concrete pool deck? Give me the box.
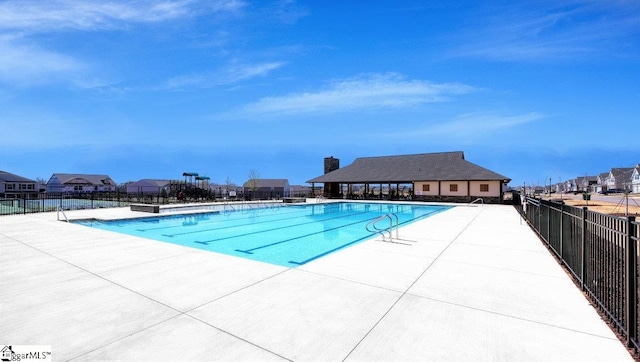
[0,203,633,361]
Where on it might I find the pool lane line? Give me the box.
[191,210,373,245]
[133,207,309,232]
[156,206,349,236]
[163,208,372,238]
[234,216,378,254]
[170,202,446,237]
[133,201,401,234]
[287,234,374,266]
[194,206,448,249]
[286,207,450,265]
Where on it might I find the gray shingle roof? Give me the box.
[611,168,634,182]
[51,173,115,186]
[306,151,510,183]
[0,171,36,183]
[243,179,289,188]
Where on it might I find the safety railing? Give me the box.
[57,205,69,222]
[518,196,639,352]
[469,198,484,206]
[366,213,399,242]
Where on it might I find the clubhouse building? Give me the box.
[307,151,511,204]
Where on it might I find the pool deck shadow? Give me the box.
[0,203,633,361]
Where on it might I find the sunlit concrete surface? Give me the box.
[0,203,633,361]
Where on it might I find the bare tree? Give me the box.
[247,169,260,200]
[225,176,236,198]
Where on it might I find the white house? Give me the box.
[46,173,117,193]
[631,165,640,194]
[595,173,609,193]
[564,179,577,193]
[606,168,634,191]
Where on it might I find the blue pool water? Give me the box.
[75,202,451,267]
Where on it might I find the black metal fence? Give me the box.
[0,190,317,216]
[518,197,639,351]
[0,193,135,215]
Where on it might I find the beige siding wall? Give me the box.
[469,181,501,197]
[413,181,439,196]
[440,181,468,196]
[413,180,502,197]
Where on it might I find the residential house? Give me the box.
[564,179,578,193]
[606,168,634,192]
[289,185,316,198]
[576,176,597,193]
[307,151,510,204]
[243,179,290,200]
[46,173,117,194]
[0,171,39,198]
[126,179,170,195]
[631,165,640,194]
[595,173,610,193]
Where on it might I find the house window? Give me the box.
[422,184,430,192]
[480,184,489,192]
[6,184,15,190]
[449,184,458,192]
[19,184,27,190]
[27,184,34,190]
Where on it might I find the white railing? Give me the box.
[469,198,484,206]
[57,205,69,222]
[365,213,399,242]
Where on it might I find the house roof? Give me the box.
[0,171,36,183]
[576,176,597,183]
[610,168,634,181]
[129,179,170,187]
[306,151,510,184]
[50,173,115,186]
[243,179,289,188]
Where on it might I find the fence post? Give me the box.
[581,207,588,290]
[560,203,564,259]
[626,216,637,347]
[547,202,551,244]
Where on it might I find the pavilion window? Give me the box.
[422,184,430,192]
[450,184,458,192]
[480,184,489,192]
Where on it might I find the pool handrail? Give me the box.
[366,213,399,241]
[469,198,484,206]
[57,205,69,222]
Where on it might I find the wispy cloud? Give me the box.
[381,112,545,143]
[232,73,475,118]
[0,0,244,33]
[0,35,86,86]
[0,0,245,86]
[161,61,285,89]
[453,0,640,61]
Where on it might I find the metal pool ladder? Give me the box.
[57,205,69,222]
[366,213,399,242]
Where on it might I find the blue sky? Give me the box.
[1,0,638,187]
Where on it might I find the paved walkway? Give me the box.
[0,203,633,361]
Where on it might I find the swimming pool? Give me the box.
[75,202,451,267]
